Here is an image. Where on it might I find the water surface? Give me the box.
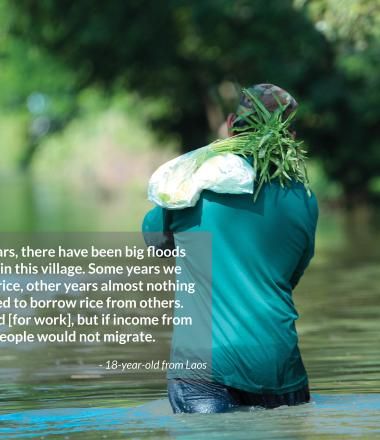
[0,175,379,438]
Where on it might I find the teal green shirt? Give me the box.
[142,180,318,394]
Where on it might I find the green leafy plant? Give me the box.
[197,88,311,201]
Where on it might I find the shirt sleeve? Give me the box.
[142,205,175,251]
[290,197,319,289]
[290,236,315,289]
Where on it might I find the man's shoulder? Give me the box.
[265,181,318,221]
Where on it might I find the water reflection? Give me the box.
[0,395,379,439]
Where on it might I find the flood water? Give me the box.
[0,175,379,438]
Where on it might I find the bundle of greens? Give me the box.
[195,88,311,201]
[148,88,311,208]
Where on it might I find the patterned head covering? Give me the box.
[234,83,298,129]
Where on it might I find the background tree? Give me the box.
[303,0,380,206]
[5,0,380,205]
[0,0,81,169]
[7,0,331,145]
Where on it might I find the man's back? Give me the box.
[143,83,317,412]
[155,180,318,393]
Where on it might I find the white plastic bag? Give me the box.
[148,146,255,209]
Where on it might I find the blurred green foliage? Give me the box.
[0,1,78,169]
[1,0,380,206]
[303,0,380,206]
[5,0,330,147]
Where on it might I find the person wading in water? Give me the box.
[143,83,318,413]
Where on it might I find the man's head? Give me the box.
[227,83,298,135]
